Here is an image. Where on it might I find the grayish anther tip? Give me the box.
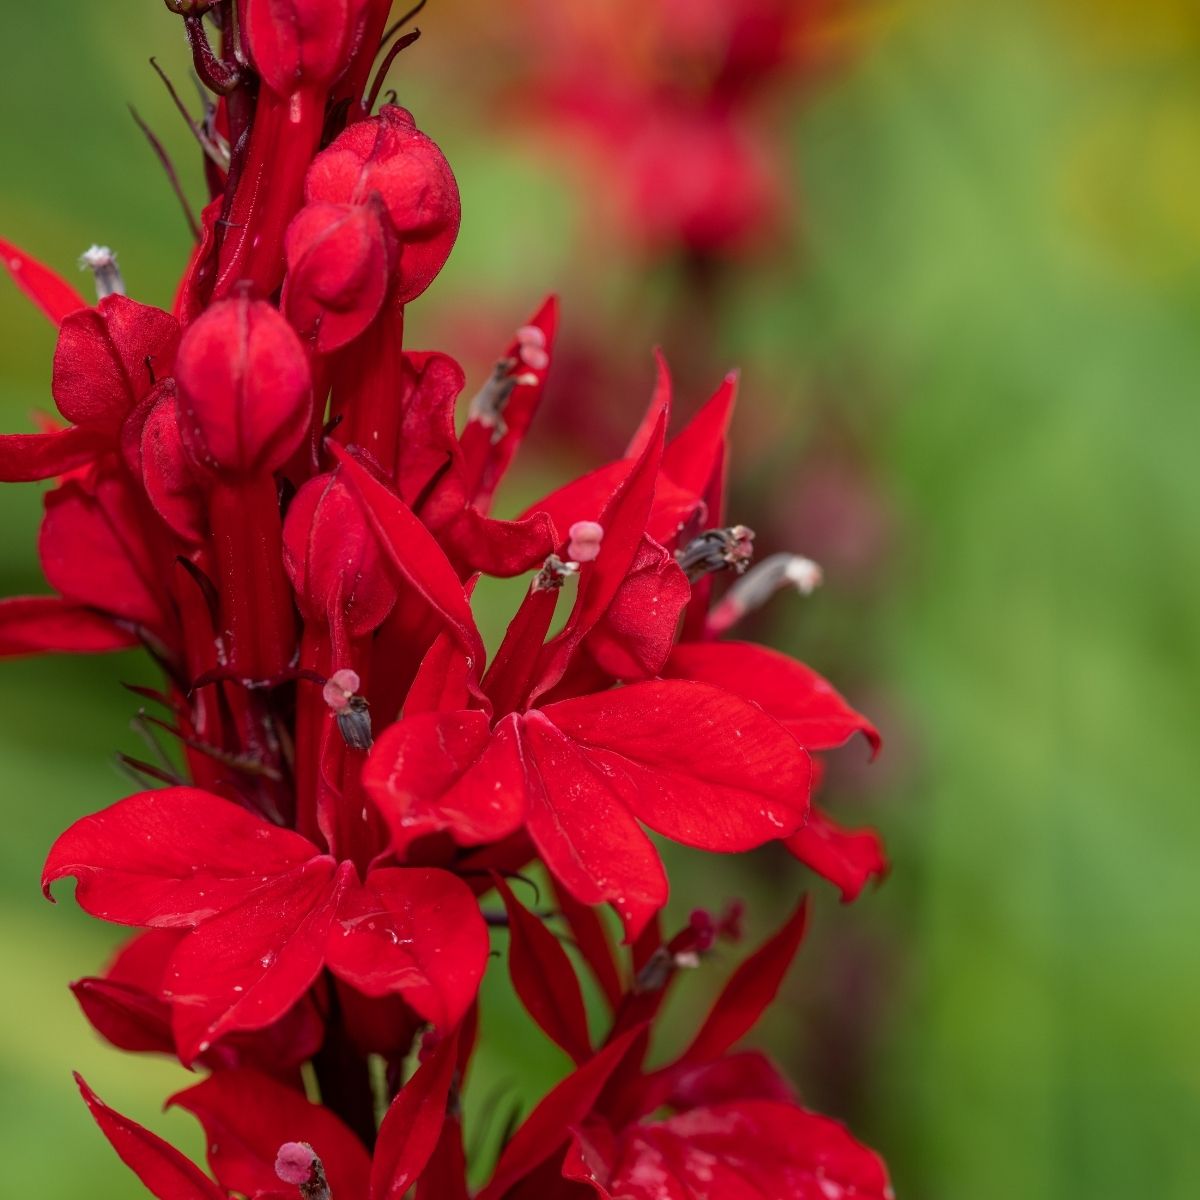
[79,245,125,299]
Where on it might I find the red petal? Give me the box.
[42,787,321,925]
[584,535,691,680]
[283,470,395,640]
[415,1116,470,1200]
[623,348,672,460]
[785,807,888,902]
[517,711,668,942]
[39,473,165,628]
[53,296,179,432]
[371,1030,460,1199]
[403,630,473,715]
[441,505,556,577]
[327,867,489,1030]
[169,1067,371,1199]
[665,1052,798,1111]
[660,371,737,499]
[460,295,559,511]
[606,1101,892,1200]
[680,898,809,1067]
[140,385,206,543]
[331,442,488,695]
[665,641,882,756]
[75,1074,224,1200]
[0,595,135,656]
[167,858,349,1063]
[550,878,623,1012]
[494,874,592,1063]
[0,424,108,482]
[362,709,520,850]
[478,1028,646,1200]
[0,237,87,324]
[543,680,811,851]
[530,411,667,701]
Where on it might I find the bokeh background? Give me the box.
[2,0,1198,1197]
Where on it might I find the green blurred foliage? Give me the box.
[1,0,1198,1197]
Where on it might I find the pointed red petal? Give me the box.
[42,787,321,925]
[167,858,349,1063]
[478,1029,645,1200]
[551,878,623,1012]
[680,898,809,1067]
[0,425,108,482]
[624,348,672,460]
[371,1030,460,1199]
[665,641,882,756]
[74,1074,224,1200]
[169,1067,371,1199]
[494,874,592,1063]
[660,371,737,498]
[331,442,488,693]
[0,237,87,324]
[530,411,667,701]
[327,867,489,1030]
[0,595,136,656]
[543,680,811,851]
[513,711,667,942]
[460,295,559,511]
[414,1115,470,1200]
[785,807,888,902]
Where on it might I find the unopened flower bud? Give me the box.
[283,197,396,352]
[241,0,372,95]
[304,106,460,304]
[175,293,311,476]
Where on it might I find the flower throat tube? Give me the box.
[0,2,894,1196]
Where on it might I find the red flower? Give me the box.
[44,787,488,1062]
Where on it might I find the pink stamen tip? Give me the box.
[515,323,547,348]
[323,667,361,713]
[274,1142,315,1186]
[566,520,604,563]
[517,344,549,370]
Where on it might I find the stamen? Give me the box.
[78,245,125,299]
[275,1142,332,1200]
[323,668,373,751]
[466,359,521,444]
[675,525,755,581]
[707,552,823,634]
[566,520,604,563]
[532,554,579,592]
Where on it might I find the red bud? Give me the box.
[175,294,311,476]
[283,198,396,352]
[304,106,460,304]
[238,0,372,96]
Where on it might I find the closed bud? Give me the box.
[175,294,311,476]
[304,106,460,303]
[283,197,396,352]
[239,0,372,95]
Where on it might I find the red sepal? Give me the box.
[74,1075,224,1200]
[0,237,87,324]
[493,873,592,1063]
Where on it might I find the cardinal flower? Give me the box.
[43,787,488,1063]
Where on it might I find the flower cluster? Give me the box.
[1,2,890,1196]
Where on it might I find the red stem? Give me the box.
[208,474,296,681]
[212,85,325,299]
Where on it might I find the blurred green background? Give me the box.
[2,0,1198,1197]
